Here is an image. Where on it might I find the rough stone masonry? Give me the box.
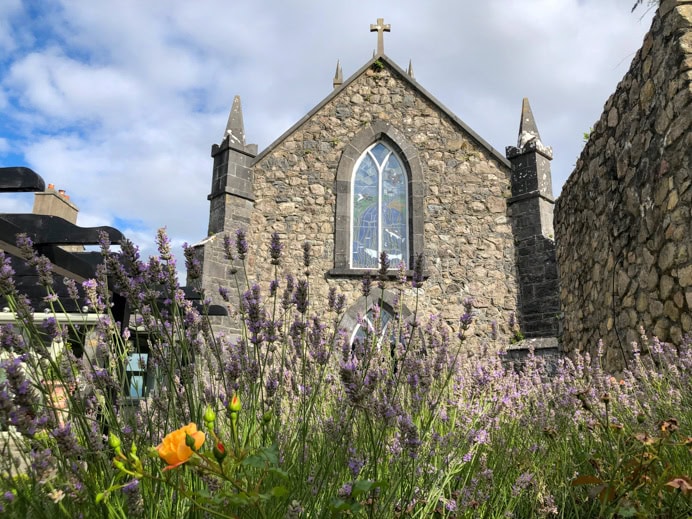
[555,0,692,371]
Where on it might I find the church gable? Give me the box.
[245,56,518,330]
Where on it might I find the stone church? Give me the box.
[191,19,560,347]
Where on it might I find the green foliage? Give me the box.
[582,127,593,143]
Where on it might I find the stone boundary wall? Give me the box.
[555,0,691,371]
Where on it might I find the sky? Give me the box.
[0,0,656,267]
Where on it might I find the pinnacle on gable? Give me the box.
[518,97,541,147]
[224,95,246,147]
[333,59,343,89]
[506,97,553,160]
[407,59,415,79]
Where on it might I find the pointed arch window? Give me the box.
[350,306,396,346]
[351,143,408,269]
[332,121,424,277]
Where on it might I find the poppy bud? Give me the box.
[203,405,216,424]
[229,393,242,413]
[108,433,121,451]
[213,442,227,464]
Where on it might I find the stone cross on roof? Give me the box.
[370,17,390,55]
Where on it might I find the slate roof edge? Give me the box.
[251,54,511,169]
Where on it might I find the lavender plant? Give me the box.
[0,230,689,518]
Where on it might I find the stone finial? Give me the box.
[518,97,541,147]
[507,97,553,159]
[223,95,246,146]
[407,59,415,79]
[333,59,343,89]
[370,17,390,55]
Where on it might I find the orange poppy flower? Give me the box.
[156,422,206,470]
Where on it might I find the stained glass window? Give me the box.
[351,143,408,268]
[351,307,396,347]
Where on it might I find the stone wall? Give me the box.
[241,62,520,344]
[555,0,691,370]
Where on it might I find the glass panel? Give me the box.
[350,308,395,349]
[382,154,408,266]
[370,143,389,166]
[352,154,379,268]
[126,353,148,371]
[129,376,145,398]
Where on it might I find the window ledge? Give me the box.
[327,267,428,280]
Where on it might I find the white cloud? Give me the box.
[0,0,656,268]
[0,0,23,53]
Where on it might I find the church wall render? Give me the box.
[555,0,692,371]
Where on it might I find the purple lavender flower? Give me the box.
[397,260,407,285]
[97,229,111,256]
[121,478,144,516]
[347,447,365,477]
[183,243,201,280]
[511,471,534,496]
[241,285,265,344]
[29,448,55,482]
[335,294,346,314]
[269,232,283,265]
[293,279,309,315]
[16,234,53,286]
[412,253,424,288]
[308,317,329,365]
[62,278,79,301]
[282,274,295,310]
[222,233,235,261]
[0,383,13,422]
[156,228,172,261]
[302,241,311,269]
[327,286,337,312]
[0,325,27,354]
[337,483,353,497]
[459,298,475,334]
[15,233,34,260]
[41,317,64,341]
[397,414,421,458]
[219,286,230,302]
[51,423,86,460]
[361,271,372,297]
[235,229,248,260]
[378,250,390,282]
[0,251,16,294]
[473,429,489,445]
[269,279,279,297]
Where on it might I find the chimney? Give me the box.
[33,185,79,224]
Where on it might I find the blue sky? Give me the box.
[0,0,656,262]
